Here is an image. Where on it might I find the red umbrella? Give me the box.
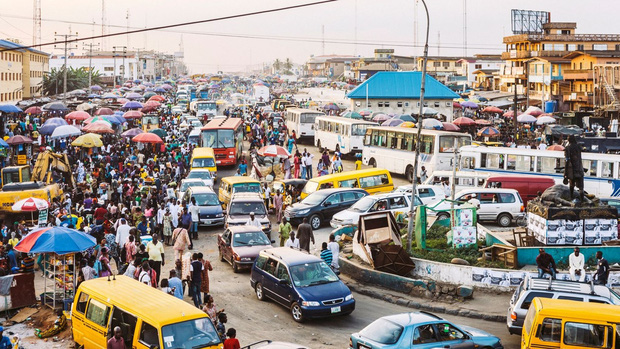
[503,110,523,118]
[66,111,91,121]
[123,110,144,119]
[547,145,565,151]
[12,197,49,212]
[441,122,461,131]
[452,117,476,126]
[144,100,161,108]
[6,135,33,145]
[83,121,114,134]
[116,98,130,105]
[148,95,165,102]
[482,106,503,114]
[475,119,492,126]
[452,101,461,108]
[95,107,114,115]
[132,132,163,144]
[25,106,42,114]
[257,145,290,158]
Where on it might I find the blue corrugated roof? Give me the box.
[0,40,49,56]
[347,71,459,100]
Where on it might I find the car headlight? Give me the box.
[345,294,353,301]
[216,213,224,217]
[240,257,252,262]
[297,209,310,215]
[302,301,320,307]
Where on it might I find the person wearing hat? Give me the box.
[245,212,262,229]
[0,326,11,349]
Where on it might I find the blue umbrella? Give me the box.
[39,117,69,135]
[112,115,127,123]
[105,116,121,125]
[0,104,22,113]
[123,101,143,109]
[15,226,96,255]
[88,94,100,99]
[154,87,166,93]
[0,139,8,147]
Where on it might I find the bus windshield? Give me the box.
[197,103,216,111]
[300,113,318,124]
[352,124,371,136]
[202,129,235,148]
[161,318,220,349]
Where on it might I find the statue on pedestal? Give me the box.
[563,135,584,202]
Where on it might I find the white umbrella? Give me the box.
[12,197,50,222]
[422,118,443,130]
[422,107,439,116]
[517,113,537,123]
[50,125,82,139]
[536,116,556,125]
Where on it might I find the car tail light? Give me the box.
[349,338,352,348]
[520,205,524,212]
[233,253,240,261]
[510,311,517,321]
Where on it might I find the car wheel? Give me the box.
[497,213,512,227]
[290,302,304,322]
[369,158,377,168]
[316,140,322,152]
[405,165,414,183]
[437,213,450,221]
[232,260,239,273]
[310,214,322,230]
[255,283,265,301]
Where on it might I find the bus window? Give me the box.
[602,162,614,178]
[538,318,561,342]
[462,157,475,169]
[583,159,597,176]
[339,179,358,188]
[402,133,413,151]
[335,123,340,133]
[351,124,367,136]
[507,154,516,170]
[319,182,334,189]
[439,136,458,152]
[563,322,609,347]
[420,135,434,154]
[388,132,397,149]
[486,154,501,169]
[516,155,532,171]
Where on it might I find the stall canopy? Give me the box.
[15,227,96,255]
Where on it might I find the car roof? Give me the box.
[227,225,263,233]
[182,178,207,183]
[222,176,261,184]
[189,169,211,173]
[308,188,367,196]
[188,186,216,194]
[363,192,410,200]
[525,276,619,300]
[456,188,519,195]
[261,247,323,266]
[378,312,444,326]
[231,192,263,201]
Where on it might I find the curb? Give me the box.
[340,257,506,323]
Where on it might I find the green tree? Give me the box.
[273,59,282,73]
[40,67,102,96]
[283,58,293,75]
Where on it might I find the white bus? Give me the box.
[362,126,472,182]
[314,116,377,155]
[459,145,620,197]
[285,108,325,142]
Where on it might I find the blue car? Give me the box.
[250,247,355,322]
[183,187,225,226]
[350,312,503,349]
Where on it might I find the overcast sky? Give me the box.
[1,0,619,74]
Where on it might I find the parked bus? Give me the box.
[314,115,376,155]
[459,145,620,197]
[200,118,244,166]
[285,108,325,142]
[362,126,472,182]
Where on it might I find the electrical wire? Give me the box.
[0,0,338,53]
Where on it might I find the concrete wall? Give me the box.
[517,246,620,266]
[412,257,516,291]
[350,98,455,121]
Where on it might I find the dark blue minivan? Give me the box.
[250,247,355,322]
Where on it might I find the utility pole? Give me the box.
[112,46,127,87]
[54,31,78,103]
[83,42,100,88]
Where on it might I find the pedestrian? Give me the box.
[273,190,283,224]
[172,228,190,262]
[216,313,228,342]
[569,247,585,282]
[199,252,213,303]
[300,152,307,179]
[327,233,340,270]
[189,198,200,240]
[304,151,314,179]
[320,242,332,266]
[146,233,165,284]
[138,261,156,287]
[282,156,291,179]
[189,253,203,307]
[296,218,315,252]
[107,327,125,349]
[245,212,262,228]
[594,251,610,285]
[420,166,428,183]
[224,328,240,349]
[168,269,184,300]
[285,231,300,249]
[163,208,172,245]
[278,217,292,247]
[536,248,557,279]
[354,155,362,171]
[293,151,301,179]
[124,235,136,265]
[98,247,112,277]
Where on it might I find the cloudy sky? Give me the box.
[1,0,618,73]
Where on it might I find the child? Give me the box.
[223,328,240,349]
[355,154,362,171]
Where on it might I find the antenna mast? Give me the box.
[32,0,41,49]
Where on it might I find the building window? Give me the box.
[384,101,390,108]
[434,102,440,107]
[377,102,383,107]
[446,102,451,107]
[397,102,403,108]
[455,62,462,67]
[443,62,450,68]
[104,67,114,72]
[592,44,607,51]
[475,64,482,69]
[433,62,441,67]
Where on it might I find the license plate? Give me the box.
[204,220,211,224]
[358,344,370,349]
[216,161,221,164]
[331,306,341,313]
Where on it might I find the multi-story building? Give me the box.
[565,51,620,111]
[417,56,469,85]
[305,54,358,79]
[0,39,49,103]
[456,54,503,89]
[350,49,416,81]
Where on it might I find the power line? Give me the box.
[0,0,339,53]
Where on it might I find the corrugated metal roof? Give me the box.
[0,40,49,56]
[347,71,460,100]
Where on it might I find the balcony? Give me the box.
[503,33,620,44]
[563,92,593,104]
[563,69,593,80]
[501,50,571,60]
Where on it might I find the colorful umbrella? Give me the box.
[161,84,173,90]
[422,107,439,116]
[323,103,340,111]
[0,139,8,147]
[0,104,23,113]
[125,92,142,100]
[83,121,114,134]
[122,101,143,110]
[50,125,81,139]
[84,116,112,126]
[90,85,102,91]
[475,119,492,126]
[12,197,49,212]
[372,113,389,122]
[6,135,33,145]
[121,128,144,138]
[341,111,363,119]
[452,101,461,108]
[15,227,96,255]
[503,110,522,118]
[42,102,68,112]
[95,108,114,116]
[148,95,166,102]
[400,122,416,128]
[71,133,103,148]
[452,117,476,127]
[132,132,164,144]
[358,108,373,117]
[525,106,544,117]
[144,100,161,108]
[39,117,69,135]
[442,122,461,131]
[24,106,42,114]
[394,114,416,122]
[461,101,478,109]
[102,92,118,99]
[477,126,501,137]
[257,145,290,158]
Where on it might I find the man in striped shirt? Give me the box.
[320,242,332,266]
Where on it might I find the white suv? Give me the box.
[431,188,524,227]
[394,184,446,206]
[330,192,421,228]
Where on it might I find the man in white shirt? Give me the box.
[305,152,314,179]
[245,212,262,228]
[327,234,340,269]
[285,231,300,249]
[115,218,131,247]
[569,247,586,282]
[189,198,200,239]
[538,142,547,150]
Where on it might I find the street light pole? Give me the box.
[407,0,430,253]
[83,42,100,88]
[54,32,77,103]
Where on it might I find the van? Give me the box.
[188,128,201,146]
[300,168,393,199]
[72,276,222,349]
[485,175,555,205]
[507,275,620,335]
[218,176,263,209]
[521,297,620,349]
[190,147,217,179]
[250,247,355,322]
[225,192,271,238]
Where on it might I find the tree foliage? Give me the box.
[40,67,102,96]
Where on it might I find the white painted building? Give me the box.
[456,55,503,86]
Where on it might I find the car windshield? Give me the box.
[232,183,261,194]
[232,232,270,247]
[349,196,375,212]
[229,202,266,216]
[180,181,205,192]
[192,158,215,168]
[300,192,328,206]
[193,193,219,206]
[187,171,212,180]
[359,318,404,345]
[161,318,221,349]
[289,261,339,287]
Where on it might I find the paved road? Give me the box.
[187,142,520,349]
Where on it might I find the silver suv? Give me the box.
[507,275,620,335]
[225,193,272,239]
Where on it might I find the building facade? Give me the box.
[0,39,49,103]
[456,55,503,88]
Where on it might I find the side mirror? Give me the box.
[270,239,276,244]
[323,201,332,207]
[279,279,289,285]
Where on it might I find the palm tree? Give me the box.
[283,58,293,75]
[40,67,102,96]
[273,59,282,73]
